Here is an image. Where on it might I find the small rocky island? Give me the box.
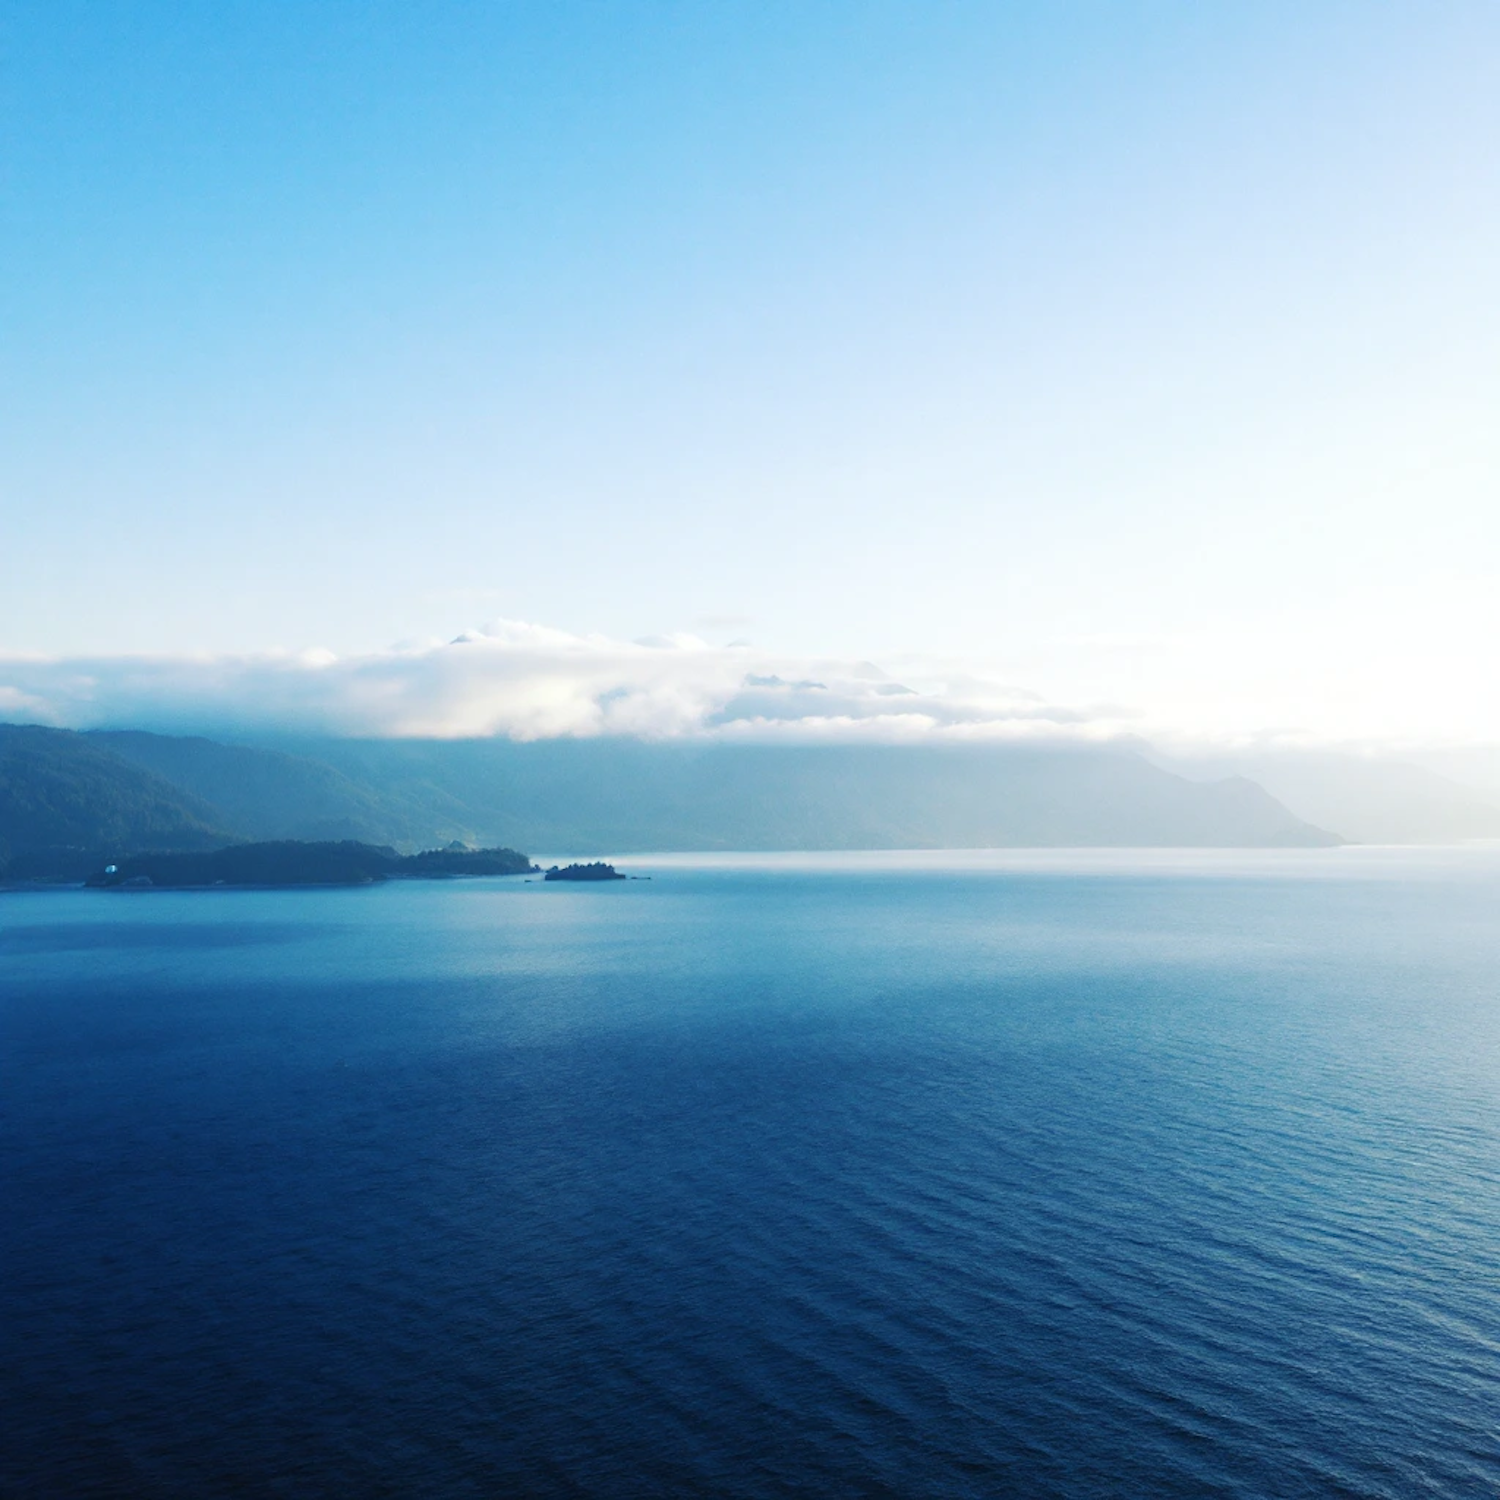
[543,862,627,882]
[86,841,538,888]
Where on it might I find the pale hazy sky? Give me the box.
[3,2,1498,743]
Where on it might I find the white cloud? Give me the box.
[0,620,1129,742]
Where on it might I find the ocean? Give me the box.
[3,850,1498,1497]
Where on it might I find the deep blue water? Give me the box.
[3,849,1499,1498]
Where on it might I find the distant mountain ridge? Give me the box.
[1158,750,1500,846]
[1,722,1341,877]
[282,736,1339,852]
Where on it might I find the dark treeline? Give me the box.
[86,842,537,889]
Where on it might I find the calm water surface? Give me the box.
[3,850,1499,1497]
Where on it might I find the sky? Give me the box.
[3,1,1498,745]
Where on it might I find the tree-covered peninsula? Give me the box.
[85,841,537,889]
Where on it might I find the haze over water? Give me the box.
[4,850,1498,1497]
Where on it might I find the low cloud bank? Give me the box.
[0,620,1129,742]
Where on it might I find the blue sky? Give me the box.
[3,2,1498,742]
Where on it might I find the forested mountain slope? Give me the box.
[0,724,229,877]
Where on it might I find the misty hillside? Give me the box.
[90,730,472,846]
[1163,751,1500,845]
[288,737,1340,853]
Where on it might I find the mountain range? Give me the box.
[7,720,1500,879]
[0,721,1334,876]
